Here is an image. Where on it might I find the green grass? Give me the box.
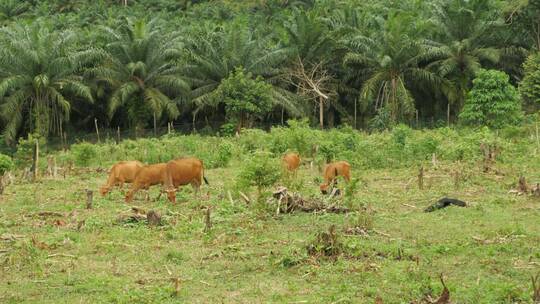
[1,157,539,303]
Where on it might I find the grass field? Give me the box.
[1,134,540,303]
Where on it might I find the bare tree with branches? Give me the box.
[284,57,336,129]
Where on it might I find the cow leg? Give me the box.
[144,188,150,202]
[191,182,200,197]
[156,189,163,201]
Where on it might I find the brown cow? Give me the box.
[282,153,301,177]
[320,161,351,194]
[100,161,144,196]
[124,163,168,203]
[164,157,208,204]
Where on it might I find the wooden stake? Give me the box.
[117,126,120,144]
[319,96,324,130]
[227,190,234,206]
[31,139,39,182]
[536,118,539,154]
[94,118,100,143]
[418,166,424,190]
[453,169,461,190]
[85,189,93,209]
[0,173,6,195]
[203,207,211,232]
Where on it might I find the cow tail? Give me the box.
[201,161,209,185]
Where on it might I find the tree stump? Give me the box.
[532,183,540,197]
[47,155,57,177]
[518,176,529,193]
[85,189,93,209]
[173,278,181,297]
[147,210,162,226]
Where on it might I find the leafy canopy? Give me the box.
[460,69,523,129]
[519,52,540,106]
[214,68,273,126]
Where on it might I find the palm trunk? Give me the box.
[447,102,450,126]
[153,112,157,136]
[354,98,357,129]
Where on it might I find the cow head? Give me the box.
[165,188,176,204]
[99,186,109,196]
[320,183,329,194]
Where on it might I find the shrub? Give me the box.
[219,122,237,137]
[71,142,98,166]
[215,67,273,131]
[519,52,540,107]
[13,133,46,168]
[460,69,523,129]
[237,152,281,197]
[306,225,344,258]
[392,124,412,148]
[212,141,233,168]
[0,154,14,175]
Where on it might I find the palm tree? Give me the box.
[0,0,31,25]
[0,24,100,143]
[95,19,187,133]
[425,0,503,123]
[181,20,304,125]
[344,12,443,124]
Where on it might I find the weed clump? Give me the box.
[306,225,344,259]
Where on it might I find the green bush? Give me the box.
[13,134,46,168]
[519,52,540,107]
[237,152,281,197]
[71,142,98,166]
[460,69,523,129]
[391,124,412,148]
[0,154,14,175]
[215,67,273,131]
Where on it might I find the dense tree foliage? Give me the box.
[0,0,538,143]
[460,69,523,128]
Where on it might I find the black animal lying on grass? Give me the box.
[424,197,467,212]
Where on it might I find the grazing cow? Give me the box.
[320,161,351,194]
[100,161,144,196]
[282,153,301,177]
[164,157,208,204]
[124,163,168,203]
